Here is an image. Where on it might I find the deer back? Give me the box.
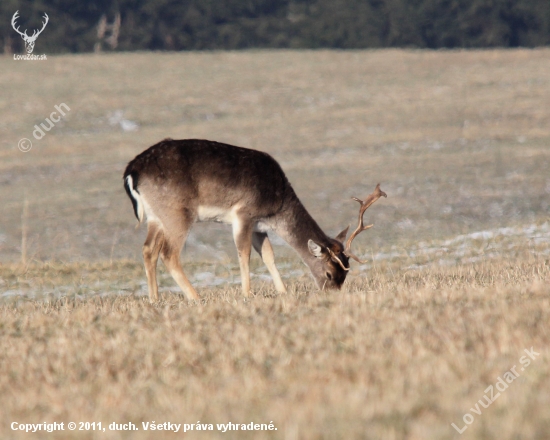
[124,139,291,222]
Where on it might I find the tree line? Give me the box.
[1,0,549,54]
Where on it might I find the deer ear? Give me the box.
[308,240,325,259]
[335,225,349,243]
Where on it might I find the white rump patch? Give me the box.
[125,175,144,223]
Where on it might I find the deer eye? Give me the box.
[325,272,333,280]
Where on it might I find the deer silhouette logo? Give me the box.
[11,11,49,54]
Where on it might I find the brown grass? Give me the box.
[1,258,549,439]
[1,49,550,439]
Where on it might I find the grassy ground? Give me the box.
[1,257,549,439]
[1,49,550,439]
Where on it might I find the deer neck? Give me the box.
[272,195,329,267]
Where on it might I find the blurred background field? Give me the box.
[1,49,550,439]
[1,49,550,280]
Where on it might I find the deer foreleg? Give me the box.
[252,232,286,293]
[233,218,254,297]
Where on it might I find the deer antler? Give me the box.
[344,183,387,263]
[30,13,49,39]
[11,11,27,38]
[11,11,48,40]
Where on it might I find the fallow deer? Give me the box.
[124,139,386,301]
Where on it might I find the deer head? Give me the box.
[307,184,387,289]
[11,11,49,54]
[307,226,351,290]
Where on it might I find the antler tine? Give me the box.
[344,183,387,263]
[11,11,27,37]
[34,13,49,37]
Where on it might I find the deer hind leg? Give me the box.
[159,223,200,301]
[252,232,287,293]
[232,217,254,297]
[143,222,164,302]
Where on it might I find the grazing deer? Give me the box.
[124,139,386,301]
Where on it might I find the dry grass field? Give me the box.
[1,259,549,440]
[1,49,550,439]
